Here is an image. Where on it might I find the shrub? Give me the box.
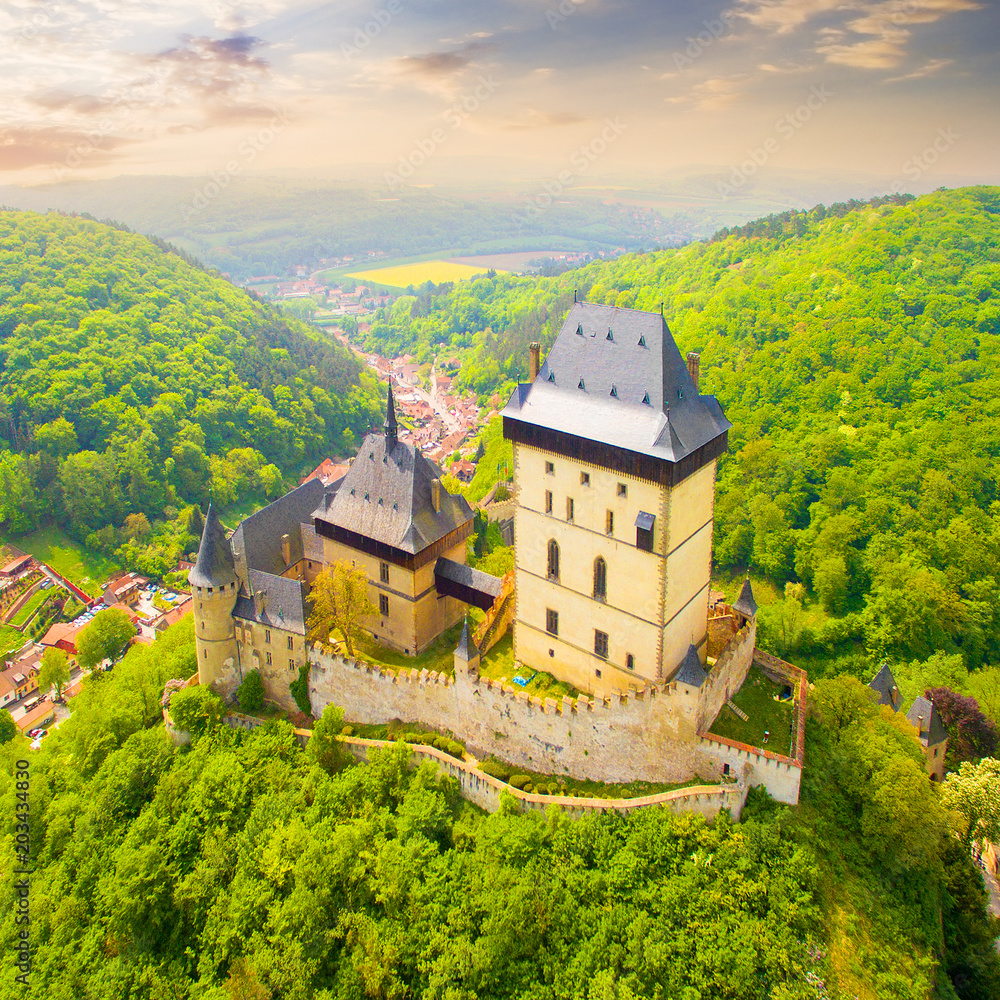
[443,740,465,759]
[480,760,509,781]
[509,774,530,790]
[341,725,354,736]
[169,685,224,736]
[289,663,311,714]
[237,669,264,712]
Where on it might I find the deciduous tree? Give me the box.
[76,607,136,671]
[307,561,376,658]
[39,646,70,699]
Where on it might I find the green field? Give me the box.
[346,259,499,289]
[0,623,27,657]
[8,589,49,627]
[14,527,119,598]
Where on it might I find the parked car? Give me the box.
[28,727,43,738]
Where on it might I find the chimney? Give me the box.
[529,342,541,381]
[686,352,700,391]
[254,589,267,616]
[280,533,291,567]
[431,478,441,513]
[917,714,925,734]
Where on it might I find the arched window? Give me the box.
[593,556,607,601]
[547,539,560,580]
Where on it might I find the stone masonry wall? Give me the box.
[696,617,757,733]
[308,648,729,785]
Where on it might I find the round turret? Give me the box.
[189,505,240,698]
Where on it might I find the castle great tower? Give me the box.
[188,505,241,697]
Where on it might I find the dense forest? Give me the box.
[359,187,1000,703]
[1,621,997,999]
[0,210,382,573]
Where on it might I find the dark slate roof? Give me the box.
[233,570,307,636]
[315,431,473,555]
[455,616,479,660]
[188,505,236,589]
[435,558,503,599]
[301,523,325,562]
[674,643,708,688]
[501,302,730,464]
[869,662,902,712]
[906,695,948,747]
[231,479,326,582]
[732,579,759,619]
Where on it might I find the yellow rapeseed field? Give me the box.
[346,260,500,288]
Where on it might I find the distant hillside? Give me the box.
[360,187,1000,680]
[0,210,381,563]
[0,176,675,279]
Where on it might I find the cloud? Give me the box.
[0,125,130,170]
[395,41,493,79]
[884,56,953,81]
[736,0,982,70]
[666,75,750,111]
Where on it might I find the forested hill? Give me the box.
[362,186,1000,682]
[0,210,381,549]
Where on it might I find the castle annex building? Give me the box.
[190,387,500,709]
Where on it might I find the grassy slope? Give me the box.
[15,526,119,597]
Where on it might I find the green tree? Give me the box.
[941,758,1000,849]
[0,708,17,744]
[168,684,224,735]
[34,416,78,458]
[237,669,264,712]
[39,646,70,699]
[306,703,348,773]
[306,561,376,657]
[76,607,136,671]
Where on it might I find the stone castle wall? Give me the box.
[697,617,757,733]
[307,621,801,803]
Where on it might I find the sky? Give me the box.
[1,0,997,189]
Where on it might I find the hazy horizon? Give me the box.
[2,0,997,195]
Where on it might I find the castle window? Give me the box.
[594,630,608,659]
[593,557,607,601]
[606,510,614,536]
[380,561,390,583]
[266,651,272,666]
[287,635,294,650]
[595,668,602,678]
[545,461,554,475]
[566,497,574,522]
[580,472,590,486]
[547,539,560,581]
[545,490,553,514]
[546,609,559,636]
[289,659,295,673]
[380,594,389,616]
[617,483,627,498]
[207,587,213,594]
[627,653,635,671]
[265,629,271,643]
[203,648,207,658]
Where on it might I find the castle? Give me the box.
[191,302,806,804]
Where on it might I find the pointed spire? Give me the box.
[733,578,758,619]
[384,383,398,453]
[675,643,707,688]
[187,504,236,589]
[455,615,479,661]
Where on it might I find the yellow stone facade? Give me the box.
[320,535,468,656]
[512,442,717,695]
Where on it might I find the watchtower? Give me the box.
[188,505,240,698]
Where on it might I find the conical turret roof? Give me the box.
[455,616,479,661]
[188,504,236,589]
[733,578,758,619]
[675,643,707,688]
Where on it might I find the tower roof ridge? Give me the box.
[188,504,236,589]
